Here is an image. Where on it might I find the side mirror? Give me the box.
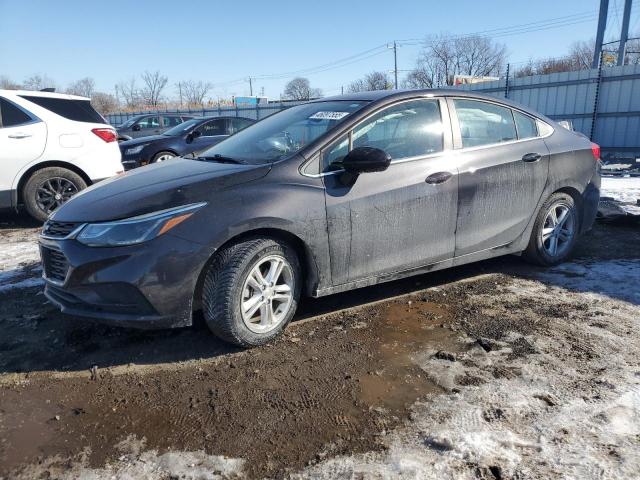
[342,146,391,174]
[132,124,141,131]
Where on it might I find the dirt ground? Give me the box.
[0,211,639,479]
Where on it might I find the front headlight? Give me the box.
[125,144,146,155]
[76,203,207,247]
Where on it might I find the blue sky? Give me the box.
[1,0,638,100]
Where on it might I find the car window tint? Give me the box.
[323,99,443,171]
[138,116,159,128]
[230,118,253,133]
[513,110,538,139]
[454,99,517,148]
[19,96,105,124]
[0,98,33,127]
[163,116,183,127]
[198,119,226,136]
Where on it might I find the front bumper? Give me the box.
[39,232,214,329]
[120,153,147,171]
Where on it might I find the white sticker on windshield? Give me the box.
[309,111,350,120]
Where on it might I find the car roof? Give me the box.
[0,89,89,101]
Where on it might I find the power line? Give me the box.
[209,8,618,93]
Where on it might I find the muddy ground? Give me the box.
[0,211,639,479]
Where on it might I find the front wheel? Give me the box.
[23,167,87,223]
[523,192,579,266]
[202,237,301,347]
[152,151,176,163]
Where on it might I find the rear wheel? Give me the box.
[202,237,301,347]
[152,151,176,163]
[23,167,87,223]
[523,192,578,266]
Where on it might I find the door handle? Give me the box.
[8,133,31,139]
[522,152,542,162]
[425,171,453,185]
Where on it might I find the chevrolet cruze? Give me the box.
[39,90,601,347]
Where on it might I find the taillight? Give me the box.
[92,128,117,143]
[591,143,601,161]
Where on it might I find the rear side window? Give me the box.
[454,99,516,148]
[513,111,538,139]
[137,116,160,129]
[0,98,34,127]
[20,95,105,124]
[230,118,253,133]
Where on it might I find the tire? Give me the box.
[202,237,301,347]
[152,151,176,163]
[523,192,579,266]
[23,167,87,223]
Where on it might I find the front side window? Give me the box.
[197,119,226,136]
[454,99,517,148]
[163,116,184,127]
[138,116,159,129]
[323,99,444,171]
[513,110,538,139]
[0,98,33,128]
[199,100,367,165]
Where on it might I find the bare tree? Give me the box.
[22,74,57,91]
[177,80,212,106]
[405,35,506,87]
[348,71,393,92]
[66,77,95,97]
[140,71,168,107]
[283,77,322,100]
[0,76,22,90]
[91,92,119,114]
[569,40,594,70]
[115,77,139,108]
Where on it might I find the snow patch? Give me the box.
[601,176,640,215]
[0,229,42,291]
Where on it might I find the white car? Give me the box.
[0,89,123,222]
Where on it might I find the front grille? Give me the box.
[41,246,69,283]
[42,220,80,238]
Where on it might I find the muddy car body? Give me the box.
[39,89,600,347]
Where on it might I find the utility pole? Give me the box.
[593,0,610,68]
[617,0,633,66]
[393,41,398,89]
[248,77,253,96]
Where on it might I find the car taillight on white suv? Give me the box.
[591,143,601,161]
[92,128,117,143]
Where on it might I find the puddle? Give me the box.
[358,300,464,410]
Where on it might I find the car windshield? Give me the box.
[198,101,368,164]
[163,118,201,136]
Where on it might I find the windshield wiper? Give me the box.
[195,154,244,164]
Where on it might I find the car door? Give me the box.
[322,98,458,285]
[448,97,550,257]
[0,97,47,200]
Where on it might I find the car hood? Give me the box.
[119,135,168,147]
[51,158,271,223]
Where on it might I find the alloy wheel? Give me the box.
[541,202,576,257]
[240,255,294,334]
[155,153,175,162]
[35,177,79,215]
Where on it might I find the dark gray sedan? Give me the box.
[39,90,600,347]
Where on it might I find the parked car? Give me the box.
[119,116,255,170]
[0,89,122,222]
[40,90,600,347]
[116,113,194,141]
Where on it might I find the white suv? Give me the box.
[0,90,123,222]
